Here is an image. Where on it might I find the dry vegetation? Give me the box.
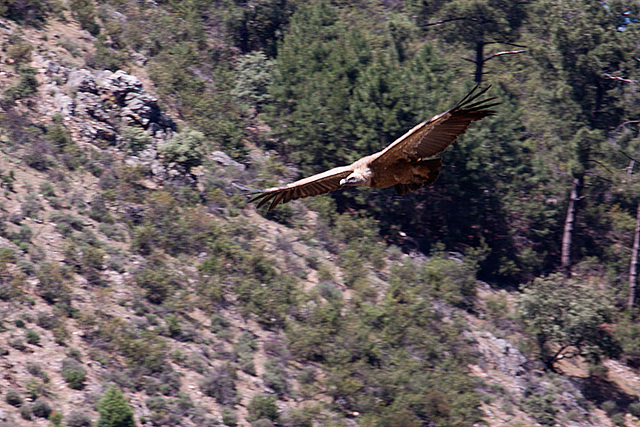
[0,1,640,426]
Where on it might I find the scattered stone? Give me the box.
[67,68,98,94]
[211,151,246,171]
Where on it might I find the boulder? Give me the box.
[67,68,97,94]
[210,151,246,171]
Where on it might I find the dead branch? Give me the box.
[484,49,526,62]
[423,17,471,27]
[603,73,637,84]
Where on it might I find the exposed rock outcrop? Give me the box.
[36,57,178,181]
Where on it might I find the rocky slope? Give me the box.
[0,11,638,427]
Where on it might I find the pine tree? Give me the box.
[415,0,527,82]
[97,387,136,427]
[513,0,640,274]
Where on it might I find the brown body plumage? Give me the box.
[250,85,498,211]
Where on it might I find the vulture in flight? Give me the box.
[251,85,498,211]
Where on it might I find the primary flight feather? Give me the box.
[251,85,498,211]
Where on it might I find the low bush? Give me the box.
[27,362,49,382]
[262,359,287,395]
[25,329,40,345]
[32,398,52,418]
[5,389,23,406]
[97,386,135,427]
[61,357,87,389]
[66,410,92,427]
[200,365,237,405]
[247,394,279,422]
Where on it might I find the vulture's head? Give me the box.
[340,169,372,187]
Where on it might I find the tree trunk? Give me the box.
[629,199,640,310]
[561,176,583,274]
[474,40,484,83]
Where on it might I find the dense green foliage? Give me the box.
[519,273,620,370]
[97,387,136,427]
[2,0,640,425]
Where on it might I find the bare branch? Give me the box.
[588,159,614,175]
[423,17,471,27]
[603,73,637,84]
[620,150,640,164]
[484,49,526,62]
[615,120,640,132]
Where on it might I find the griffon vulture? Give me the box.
[250,85,498,211]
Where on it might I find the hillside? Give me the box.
[1,1,640,426]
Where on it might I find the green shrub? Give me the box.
[247,394,279,422]
[518,273,618,370]
[0,0,51,26]
[6,35,32,64]
[25,378,48,400]
[83,246,105,271]
[200,365,237,405]
[238,357,256,376]
[235,253,298,328]
[69,0,99,35]
[20,404,33,420]
[122,126,152,154]
[281,408,313,427]
[262,359,287,395]
[232,52,274,111]
[97,386,135,427]
[158,128,205,170]
[252,420,274,427]
[9,338,27,351]
[27,362,49,382]
[5,389,23,406]
[423,252,478,308]
[66,410,92,427]
[221,406,238,426]
[25,329,40,345]
[62,357,87,390]
[36,262,71,305]
[611,413,626,426]
[602,400,617,415]
[209,314,229,332]
[89,34,126,71]
[9,225,33,252]
[46,114,73,150]
[629,402,640,418]
[39,181,56,198]
[36,311,60,330]
[0,276,23,301]
[236,332,257,353]
[521,391,556,426]
[49,410,63,426]
[32,398,52,418]
[3,65,39,102]
[164,314,182,338]
[134,264,179,304]
[98,223,127,242]
[90,195,114,224]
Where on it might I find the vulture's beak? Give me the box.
[339,178,348,186]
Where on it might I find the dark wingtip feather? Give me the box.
[454,84,498,112]
[256,192,277,209]
[268,192,286,211]
[248,191,268,203]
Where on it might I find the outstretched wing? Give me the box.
[370,85,498,166]
[250,166,353,211]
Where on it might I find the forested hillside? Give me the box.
[0,0,640,426]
